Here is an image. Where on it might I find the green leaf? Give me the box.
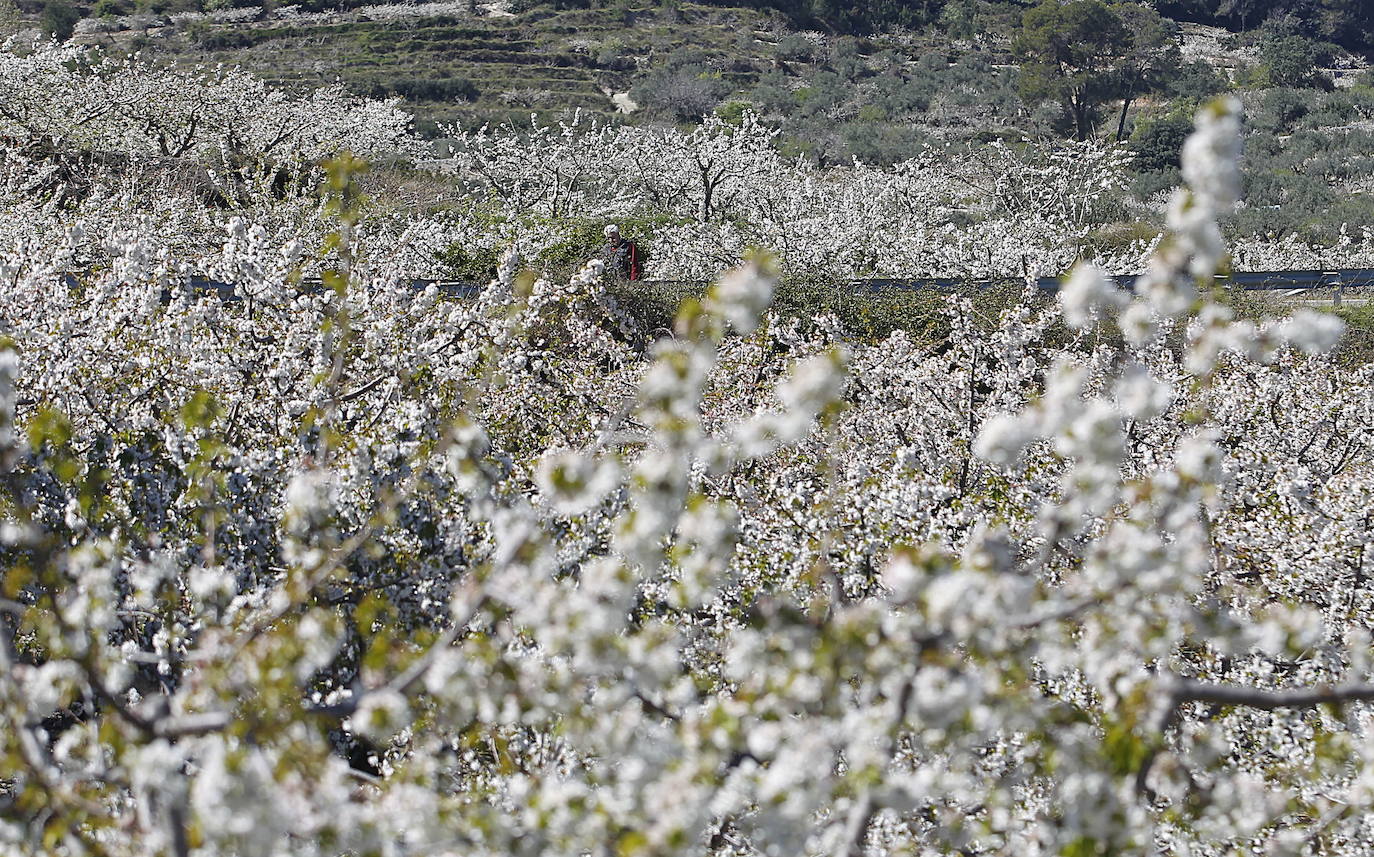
[26,406,71,450]
[1102,718,1148,776]
[1061,836,1101,857]
[616,831,648,857]
[179,390,223,430]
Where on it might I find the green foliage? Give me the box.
[608,276,1051,344]
[1013,0,1131,140]
[1258,31,1329,89]
[771,278,956,341]
[194,28,261,49]
[27,406,73,451]
[1223,112,1374,242]
[752,39,1019,164]
[1107,2,1182,139]
[774,33,819,62]
[1215,288,1374,367]
[840,121,927,166]
[179,390,224,430]
[1312,0,1374,49]
[602,278,699,335]
[1129,113,1192,172]
[938,0,979,40]
[436,243,502,282]
[1101,718,1150,776]
[39,0,79,41]
[1154,0,1374,51]
[510,0,596,10]
[1085,220,1161,256]
[1167,59,1230,101]
[366,76,480,103]
[27,406,80,483]
[1298,89,1374,128]
[709,0,944,33]
[714,100,753,124]
[1248,87,1311,133]
[532,215,674,280]
[1006,0,1180,140]
[1060,836,1105,857]
[631,61,731,122]
[93,0,132,16]
[595,37,636,70]
[1331,301,1374,367]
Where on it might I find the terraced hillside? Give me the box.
[74,2,800,134]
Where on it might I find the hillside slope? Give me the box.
[72,2,801,133]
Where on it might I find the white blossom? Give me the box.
[1274,309,1346,355]
[1059,262,1127,329]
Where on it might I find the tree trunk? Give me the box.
[1115,96,1134,142]
[700,163,714,223]
[1071,97,1089,141]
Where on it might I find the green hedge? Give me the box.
[605,277,1052,344]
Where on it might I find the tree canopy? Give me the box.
[1013,0,1133,140]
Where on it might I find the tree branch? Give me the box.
[1170,679,1374,710]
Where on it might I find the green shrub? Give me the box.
[196,29,258,49]
[1129,167,1178,201]
[939,0,979,41]
[770,277,955,341]
[510,0,593,11]
[93,0,131,17]
[602,278,698,335]
[748,70,796,117]
[436,244,503,283]
[596,38,635,70]
[775,33,819,62]
[1217,291,1374,369]
[372,77,481,103]
[1129,113,1192,172]
[1259,32,1331,89]
[714,100,752,124]
[1249,87,1311,133]
[621,277,1050,344]
[1086,222,1161,256]
[840,120,926,166]
[40,0,79,41]
[507,271,1051,346]
[1167,59,1229,101]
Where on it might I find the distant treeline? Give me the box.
[1156,1,1374,49]
[688,0,1374,51]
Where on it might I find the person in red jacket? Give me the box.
[600,224,641,281]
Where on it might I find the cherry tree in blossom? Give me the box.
[0,44,1372,857]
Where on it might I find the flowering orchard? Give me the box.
[1,41,1374,857]
[6,41,1374,289]
[440,111,1374,282]
[440,110,1145,280]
